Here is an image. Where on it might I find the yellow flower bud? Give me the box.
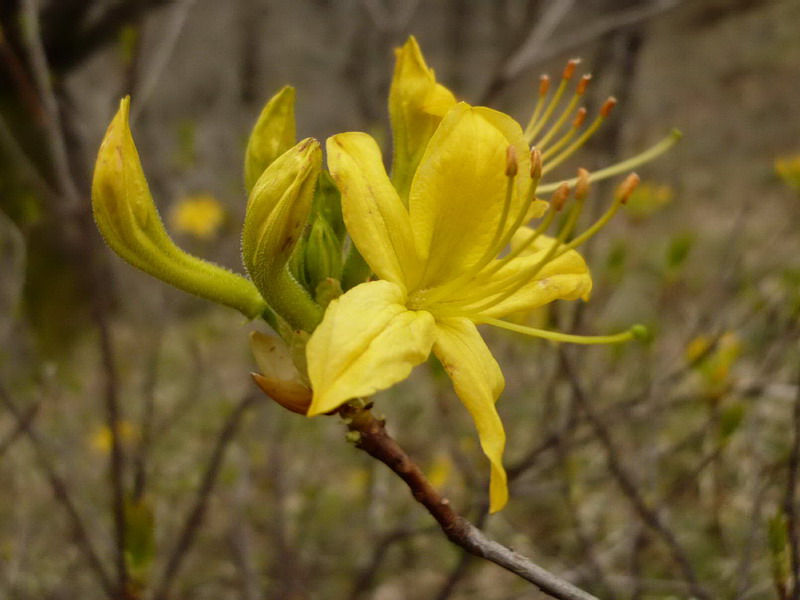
[242,138,323,330]
[244,86,297,194]
[304,216,343,291]
[92,97,267,318]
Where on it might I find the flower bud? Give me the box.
[244,86,297,194]
[242,138,323,330]
[249,331,311,414]
[92,97,267,318]
[305,217,343,292]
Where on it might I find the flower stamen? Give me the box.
[536,74,591,150]
[525,59,580,143]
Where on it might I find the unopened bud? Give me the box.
[551,182,570,211]
[530,147,542,180]
[575,168,590,200]
[244,86,297,194]
[505,145,518,177]
[600,97,618,118]
[562,58,581,80]
[630,324,652,343]
[305,216,344,291]
[615,173,641,204]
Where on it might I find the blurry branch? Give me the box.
[784,361,800,600]
[151,394,262,600]
[558,349,711,600]
[19,1,130,595]
[481,0,682,104]
[341,405,601,600]
[0,113,59,202]
[348,525,434,600]
[130,0,197,122]
[0,400,39,460]
[0,384,115,596]
[360,0,419,34]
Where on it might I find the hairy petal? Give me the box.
[306,281,436,416]
[433,317,508,513]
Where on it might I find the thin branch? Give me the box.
[0,384,115,597]
[341,404,601,600]
[151,394,262,600]
[558,349,711,600]
[785,360,800,600]
[0,401,39,460]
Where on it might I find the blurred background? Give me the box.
[1,0,799,598]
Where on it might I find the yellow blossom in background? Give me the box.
[426,453,455,490]
[169,194,226,240]
[623,182,674,220]
[90,420,140,453]
[776,154,800,193]
[686,332,742,397]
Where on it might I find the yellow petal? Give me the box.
[389,36,456,202]
[433,317,508,513]
[249,331,300,382]
[306,280,436,416]
[408,103,528,289]
[326,133,421,289]
[92,97,267,318]
[462,233,592,318]
[244,86,296,194]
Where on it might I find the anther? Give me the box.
[576,74,592,95]
[505,146,518,177]
[539,74,550,96]
[551,182,570,211]
[573,107,587,128]
[575,168,590,200]
[562,58,581,80]
[530,147,542,179]
[600,97,618,118]
[615,173,640,204]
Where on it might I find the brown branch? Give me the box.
[0,384,115,597]
[558,349,711,600]
[0,400,39,459]
[340,404,601,600]
[151,394,262,600]
[785,360,800,600]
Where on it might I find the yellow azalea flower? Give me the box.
[307,104,645,514]
[623,182,674,220]
[169,193,226,240]
[90,420,140,453]
[776,154,800,192]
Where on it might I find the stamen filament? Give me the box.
[535,75,590,150]
[540,102,613,176]
[475,316,638,345]
[523,75,550,137]
[525,60,579,143]
[537,129,682,194]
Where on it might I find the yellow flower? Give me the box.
[304,38,667,514]
[90,421,140,453]
[776,154,800,193]
[169,194,226,240]
[623,182,674,220]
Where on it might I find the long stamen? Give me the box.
[525,59,580,144]
[556,173,639,257]
[537,129,682,194]
[541,97,617,175]
[523,75,550,138]
[474,316,647,345]
[454,183,584,312]
[536,74,591,150]
[421,147,534,306]
[541,107,587,160]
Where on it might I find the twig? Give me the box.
[0,384,115,597]
[558,349,710,600]
[784,361,800,600]
[151,394,262,600]
[341,405,601,600]
[19,2,130,594]
[0,401,39,460]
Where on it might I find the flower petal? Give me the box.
[408,104,529,289]
[306,280,436,416]
[327,132,421,289]
[433,317,508,513]
[389,36,457,202]
[462,233,592,318]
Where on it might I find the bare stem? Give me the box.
[340,404,601,600]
